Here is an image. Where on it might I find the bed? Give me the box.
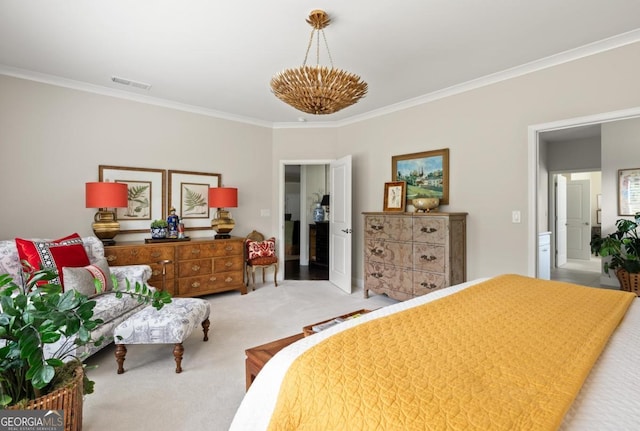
[230,275,639,430]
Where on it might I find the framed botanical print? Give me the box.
[383,181,406,212]
[392,148,449,206]
[168,170,221,231]
[99,165,166,233]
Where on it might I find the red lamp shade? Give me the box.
[209,187,238,208]
[85,182,128,208]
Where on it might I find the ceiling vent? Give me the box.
[111,76,152,90]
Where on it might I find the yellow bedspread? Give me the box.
[267,275,635,431]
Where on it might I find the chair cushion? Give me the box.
[248,256,278,266]
[62,258,113,297]
[247,237,276,260]
[15,233,91,286]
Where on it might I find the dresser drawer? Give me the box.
[178,259,212,277]
[413,217,447,244]
[177,240,243,260]
[413,271,447,296]
[364,215,413,242]
[364,261,413,296]
[105,245,174,265]
[364,239,412,268]
[148,263,175,283]
[413,244,446,272]
[178,271,244,295]
[214,255,244,273]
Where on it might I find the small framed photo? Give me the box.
[383,181,406,212]
[168,170,221,231]
[99,165,166,233]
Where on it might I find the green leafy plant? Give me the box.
[590,212,640,275]
[0,264,171,407]
[150,219,168,228]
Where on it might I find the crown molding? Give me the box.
[2,28,639,130]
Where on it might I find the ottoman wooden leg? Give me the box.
[173,343,184,373]
[115,344,127,374]
[202,318,210,341]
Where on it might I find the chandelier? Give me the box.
[270,9,368,115]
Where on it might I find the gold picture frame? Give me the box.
[392,148,449,205]
[99,165,166,233]
[168,170,221,231]
[383,181,406,212]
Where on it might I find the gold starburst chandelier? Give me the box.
[270,9,368,115]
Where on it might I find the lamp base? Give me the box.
[214,234,231,240]
[100,238,117,246]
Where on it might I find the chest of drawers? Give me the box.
[362,212,466,301]
[105,237,246,297]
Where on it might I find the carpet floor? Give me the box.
[82,280,397,431]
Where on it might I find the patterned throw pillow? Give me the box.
[62,258,113,297]
[247,237,276,261]
[15,233,91,286]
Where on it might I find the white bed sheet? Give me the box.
[229,278,640,431]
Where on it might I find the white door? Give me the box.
[556,175,567,267]
[329,155,352,293]
[566,179,592,260]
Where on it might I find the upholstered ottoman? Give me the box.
[113,298,211,374]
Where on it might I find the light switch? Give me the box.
[512,210,521,224]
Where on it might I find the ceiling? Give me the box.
[1,1,639,127]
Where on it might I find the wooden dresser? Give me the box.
[362,212,467,301]
[104,237,247,297]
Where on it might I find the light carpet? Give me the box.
[82,280,397,431]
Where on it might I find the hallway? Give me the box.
[550,256,613,288]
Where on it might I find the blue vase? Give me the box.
[313,203,325,222]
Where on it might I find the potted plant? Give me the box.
[0,264,171,429]
[590,211,640,295]
[150,219,168,239]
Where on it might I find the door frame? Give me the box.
[527,106,640,277]
[279,159,333,280]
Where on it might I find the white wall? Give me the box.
[0,74,274,241]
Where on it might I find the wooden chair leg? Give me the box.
[262,267,266,283]
[201,318,210,341]
[273,263,278,287]
[115,344,127,374]
[251,268,256,290]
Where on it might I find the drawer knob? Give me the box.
[191,265,201,272]
[152,269,161,276]
[225,276,233,283]
[370,248,383,256]
[420,282,437,289]
[191,281,200,288]
[106,255,117,262]
[225,262,233,267]
[421,227,437,233]
[370,225,384,231]
[209,276,217,282]
[421,255,437,262]
[151,251,161,258]
[129,250,139,257]
[225,246,233,251]
[191,249,201,255]
[371,272,383,278]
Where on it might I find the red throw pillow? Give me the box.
[247,237,276,260]
[15,233,90,287]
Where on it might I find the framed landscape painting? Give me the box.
[168,170,221,231]
[392,148,449,205]
[98,165,166,233]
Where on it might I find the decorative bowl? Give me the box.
[412,198,439,212]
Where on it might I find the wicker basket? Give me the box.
[8,365,84,431]
[616,268,640,297]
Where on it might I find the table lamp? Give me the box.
[86,182,128,245]
[209,187,238,239]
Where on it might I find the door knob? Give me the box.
[341,228,352,234]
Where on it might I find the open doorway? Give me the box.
[283,163,329,281]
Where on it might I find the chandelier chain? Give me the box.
[320,29,334,68]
